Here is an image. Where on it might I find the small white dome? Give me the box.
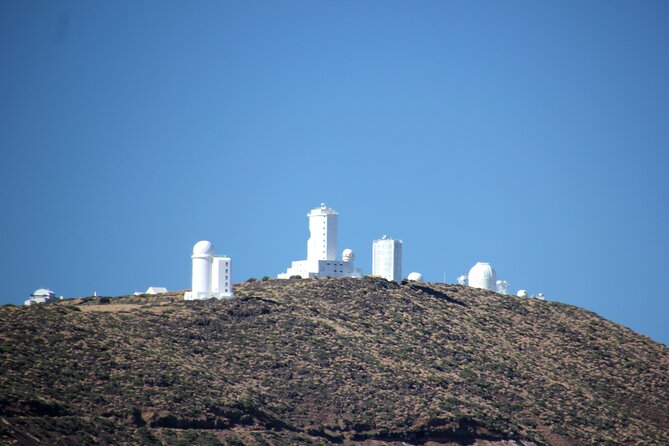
[193,240,215,257]
[32,288,54,297]
[407,272,423,282]
[516,290,528,298]
[342,248,355,262]
[467,262,497,291]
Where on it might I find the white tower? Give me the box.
[372,236,402,283]
[185,241,233,300]
[468,262,497,291]
[307,203,338,261]
[279,204,362,279]
[191,240,214,296]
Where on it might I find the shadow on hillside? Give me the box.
[408,284,466,307]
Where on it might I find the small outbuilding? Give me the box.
[145,287,168,295]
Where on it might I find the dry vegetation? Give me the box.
[1,277,668,445]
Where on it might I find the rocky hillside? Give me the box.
[1,277,668,446]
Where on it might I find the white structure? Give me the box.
[342,248,355,262]
[457,275,468,285]
[307,203,338,262]
[24,288,56,306]
[278,204,362,279]
[407,272,423,282]
[467,262,497,291]
[496,280,509,295]
[184,240,233,300]
[145,286,168,295]
[372,235,402,283]
[516,289,528,298]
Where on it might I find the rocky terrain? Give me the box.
[1,277,668,445]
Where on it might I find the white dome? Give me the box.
[407,272,423,282]
[342,248,355,262]
[467,262,497,291]
[516,289,528,298]
[32,288,53,297]
[192,240,215,257]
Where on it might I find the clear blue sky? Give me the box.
[1,1,668,345]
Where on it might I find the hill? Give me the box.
[1,277,668,445]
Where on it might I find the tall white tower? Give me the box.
[191,240,214,296]
[185,240,233,300]
[372,235,402,283]
[307,203,338,261]
[278,204,362,279]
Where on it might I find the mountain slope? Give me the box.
[1,277,668,445]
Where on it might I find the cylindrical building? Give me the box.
[468,262,497,291]
[192,240,215,294]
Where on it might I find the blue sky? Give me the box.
[1,1,668,345]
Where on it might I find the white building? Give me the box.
[184,240,233,300]
[278,203,362,279]
[496,280,509,295]
[467,262,497,291]
[24,288,57,306]
[145,286,168,295]
[407,272,423,282]
[372,236,402,283]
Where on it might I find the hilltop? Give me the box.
[1,278,668,445]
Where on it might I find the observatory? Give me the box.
[184,241,233,300]
[407,272,423,282]
[467,262,497,291]
[372,236,403,283]
[278,204,362,279]
[24,288,57,306]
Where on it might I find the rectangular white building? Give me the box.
[372,236,402,283]
[211,256,232,296]
[307,203,338,261]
